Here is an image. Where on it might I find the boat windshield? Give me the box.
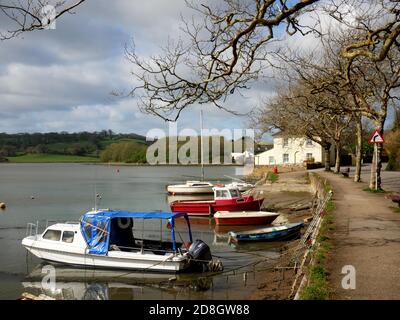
[215,189,230,199]
[229,189,241,198]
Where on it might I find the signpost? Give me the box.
[368,129,385,190]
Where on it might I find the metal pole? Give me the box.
[375,143,378,190]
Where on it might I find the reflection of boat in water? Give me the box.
[22,210,218,273]
[22,280,135,300]
[22,264,213,300]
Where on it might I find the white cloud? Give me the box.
[0,0,320,135]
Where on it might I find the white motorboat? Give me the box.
[22,210,220,273]
[225,181,254,192]
[167,181,214,194]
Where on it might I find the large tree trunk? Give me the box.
[354,117,363,182]
[324,144,331,171]
[369,120,385,190]
[334,142,341,173]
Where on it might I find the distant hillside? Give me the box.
[0,131,256,164]
[0,131,149,162]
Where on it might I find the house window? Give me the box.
[283,138,289,147]
[306,139,313,146]
[283,153,289,163]
[306,153,313,160]
[268,156,274,164]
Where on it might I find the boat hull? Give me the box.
[229,222,304,242]
[22,237,190,273]
[214,211,279,226]
[167,185,214,195]
[170,198,263,216]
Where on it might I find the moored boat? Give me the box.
[225,181,254,192]
[228,222,304,242]
[22,210,220,273]
[167,181,214,195]
[170,186,264,216]
[214,211,279,226]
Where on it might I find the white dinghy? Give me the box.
[167,181,214,195]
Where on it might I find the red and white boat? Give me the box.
[170,186,264,216]
[213,211,279,226]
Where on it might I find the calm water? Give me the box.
[0,164,286,300]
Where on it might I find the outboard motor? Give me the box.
[188,239,212,272]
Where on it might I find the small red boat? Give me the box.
[170,186,264,216]
[213,211,279,226]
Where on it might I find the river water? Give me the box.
[0,164,287,300]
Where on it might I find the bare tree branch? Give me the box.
[0,0,86,40]
[127,0,319,121]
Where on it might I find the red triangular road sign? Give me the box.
[368,129,384,144]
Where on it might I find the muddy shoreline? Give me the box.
[244,170,314,299]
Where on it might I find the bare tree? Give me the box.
[126,0,319,121]
[324,0,400,81]
[0,0,86,40]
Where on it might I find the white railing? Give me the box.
[26,221,39,237]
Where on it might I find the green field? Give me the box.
[7,154,100,163]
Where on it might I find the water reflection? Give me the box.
[22,264,215,300]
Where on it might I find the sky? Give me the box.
[0,0,298,138]
[0,1,393,139]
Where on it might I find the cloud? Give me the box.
[0,0,318,136]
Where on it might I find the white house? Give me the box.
[254,134,329,166]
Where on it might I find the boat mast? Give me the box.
[200,109,204,181]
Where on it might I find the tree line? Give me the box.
[0,131,147,159]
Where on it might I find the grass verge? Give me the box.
[363,187,386,193]
[266,172,279,183]
[391,207,400,214]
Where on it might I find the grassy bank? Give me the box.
[300,177,335,300]
[7,154,100,163]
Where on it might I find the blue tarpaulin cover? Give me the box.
[80,210,190,255]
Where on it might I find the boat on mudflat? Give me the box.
[214,211,279,226]
[228,222,304,242]
[167,181,214,195]
[170,186,264,216]
[22,210,220,273]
